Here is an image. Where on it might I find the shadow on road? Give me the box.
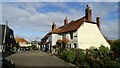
[2,51,16,58]
[15,66,76,68]
[2,58,15,68]
[2,50,77,68]
[2,51,16,68]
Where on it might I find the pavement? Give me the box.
[6,50,76,68]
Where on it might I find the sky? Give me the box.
[1,2,119,41]
[2,0,119,2]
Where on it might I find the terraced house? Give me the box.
[41,5,110,53]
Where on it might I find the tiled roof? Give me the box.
[15,37,28,43]
[42,16,96,39]
[60,16,86,33]
[49,16,85,34]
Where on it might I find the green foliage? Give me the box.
[57,45,120,67]
[67,50,76,63]
[98,45,110,58]
[56,39,69,49]
[40,44,43,50]
[12,47,17,52]
[111,40,120,58]
[115,58,120,66]
[12,42,20,52]
[111,40,120,52]
[75,49,89,67]
[89,45,112,67]
[59,50,67,60]
[89,46,96,50]
[31,44,36,49]
[27,46,32,48]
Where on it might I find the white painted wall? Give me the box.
[66,33,71,40]
[52,34,62,46]
[73,31,78,43]
[77,22,110,49]
[46,35,51,42]
[19,44,31,47]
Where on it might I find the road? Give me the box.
[6,50,76,68]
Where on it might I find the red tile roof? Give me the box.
[60,16,86,33]
[15,37,28,43]
[42,16,96,39]
[51,16,96,33]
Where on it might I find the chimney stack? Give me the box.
[52,22,56,31]
[85,4,92,21]
[96,14,100,29]
[64,17,68,25]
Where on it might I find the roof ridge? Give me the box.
[42,16,88,39]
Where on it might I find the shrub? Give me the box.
[115,58,120,66]
[67,50,76,63]
[74,49,90,67]
[111,40,120,58]
[98,45,111,58]
[57,45,119,67]
[111,40,120,52]
[31,44,36,49]
[89,46,96,50]
[59,50,67,60]
[12,47,17,52]
[90,45,115,67]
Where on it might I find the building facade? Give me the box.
[41,5,110,53]
[0,23,16,52]
[15,37,31,47]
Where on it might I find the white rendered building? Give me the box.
[41,5,110,52]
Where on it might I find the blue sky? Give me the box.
[1,2,118,41]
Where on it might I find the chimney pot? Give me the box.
[96,15,100,29]
[52,22,56,31]
[85,4,92,21]
[64,17,68,25]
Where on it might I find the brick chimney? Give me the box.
[85,4,92,21]
[64,17,68,25]
[96,15,100,29]
[52,22,56,31]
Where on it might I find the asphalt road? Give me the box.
[6,50,76,68]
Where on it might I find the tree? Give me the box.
[98,45,110,58]
[111,39,120,58]
[16,42,20,51]
[38,42,43,50]
[31,44,36,49]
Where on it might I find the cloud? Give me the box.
[2,2,118,41]
[2,0,119,2]
[101,20,118,40]
[2,3,84,31]
[0,3,2,24]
